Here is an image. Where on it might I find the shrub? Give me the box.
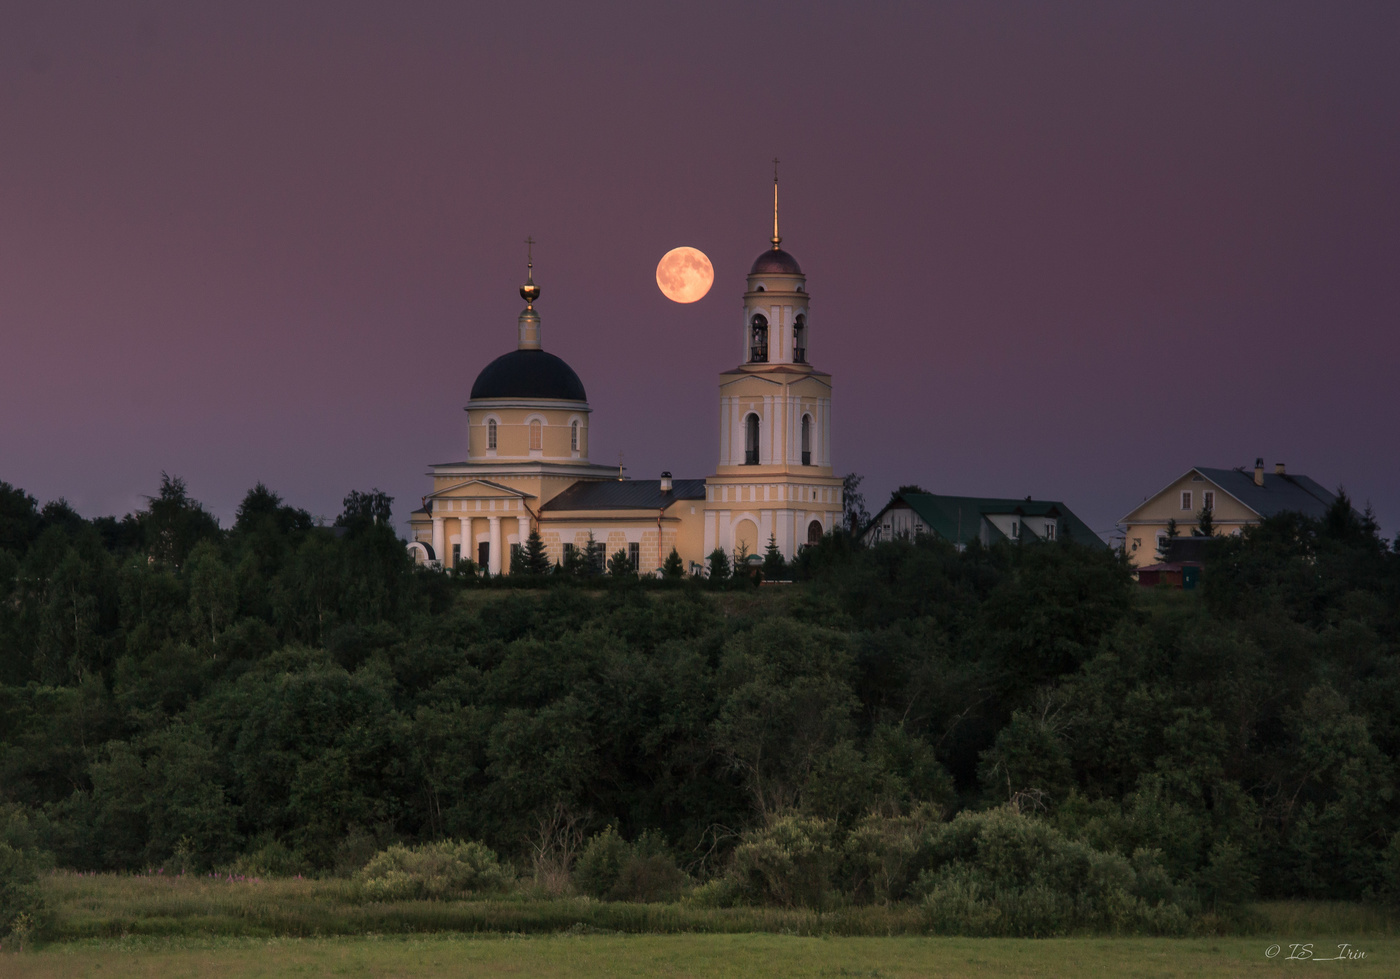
[840,804,940,904]
[0,805,51,940]
[574,827,686,902]
[913,807,1192,936]
[610,853,683,903]
[356,840,512,901]
[729,814,838,907]
[574,826,629,899]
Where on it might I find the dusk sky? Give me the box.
[3,2,1398,540]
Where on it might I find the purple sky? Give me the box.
[3,2,1398,541]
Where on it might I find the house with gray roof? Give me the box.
[1119,458,1339,568]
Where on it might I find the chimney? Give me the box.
[660,471,673,493]
[1254,458,1264,486]
[1275,462,1285,475]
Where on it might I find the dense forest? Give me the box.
[2,475,1398,935]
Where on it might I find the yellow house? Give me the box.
[1120,459,1339,568]
[408,179,843,574]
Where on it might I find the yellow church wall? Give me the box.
[465,406,588,462]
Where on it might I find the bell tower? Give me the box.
[703,165,844,564]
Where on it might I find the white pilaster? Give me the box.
[458,516,470,568]
[431,516,445,566]
[488,516,502,574]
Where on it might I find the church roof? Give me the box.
[749,247,803,276]
[469,349,588,402]
[541,478,707,511]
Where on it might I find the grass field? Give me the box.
[5,933,1398,978]
[6,873,1397,976]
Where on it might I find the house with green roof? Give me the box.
[861,492,1107,550]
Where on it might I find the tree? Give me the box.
[0,481,40,556]
[661,547,685,579]
[842,473,871,534]
[584,532,605,576]
[706,548,731,584]
[561,543,586,577]
[139,474,221,568]
[887,484,929,505]
[1195,503,1214,537]
[607,548,635,579]
[187,540,236,644]
[521,530,551,576]
[762,535,788,581]
[335,489,393,533]
[1156,518,1178,562]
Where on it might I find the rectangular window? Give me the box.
[563,542,575,557]
[1181,491,1192,510]
[1203,491,1215,510]
[1010,520,1019,539]
[1045,522,1056,541]
[628,542,640,570]
[452,543,460,565]
[478,541,490,568]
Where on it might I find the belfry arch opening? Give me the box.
[749,314,769,363]
[744,413,760,465]
[801,414,812,466]
[793,314,806,363]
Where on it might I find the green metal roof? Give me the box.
[872,493,1107,549]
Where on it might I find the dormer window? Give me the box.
[749,314,769,363]
[487,419,497,450]
[793,314,807,363]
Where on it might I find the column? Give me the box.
[431,516,445,567]
[517,514,530,563]
[488,516,502,575]
[458,516,471,568]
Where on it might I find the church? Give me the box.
[407,185,844,575]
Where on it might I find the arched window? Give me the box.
[529,419,543,451]
[570,420,579,452]
[801,414,812,466]
[744,413,760,465]
[793,314,807,363]
[749,314,768,363]
[807,520,823,545]
[487,419,497,450]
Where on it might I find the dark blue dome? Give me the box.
[469,349,587,402]
[749,247,803,276]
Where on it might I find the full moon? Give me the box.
[655,246,714,303]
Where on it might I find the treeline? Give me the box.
[2,475,1399,931]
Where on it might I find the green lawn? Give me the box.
[6,933,1398,978]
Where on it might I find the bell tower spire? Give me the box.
[771,157,781,249]
[706,165,842,565]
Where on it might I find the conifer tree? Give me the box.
[761,534,787,581]
[1156,518,1179,562]
[661,547,685,579]
[561,543,585,577]
[521,529,551,576]
[706,547,730,585]
[1195,503,1215,538]
[607,548,635,578]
